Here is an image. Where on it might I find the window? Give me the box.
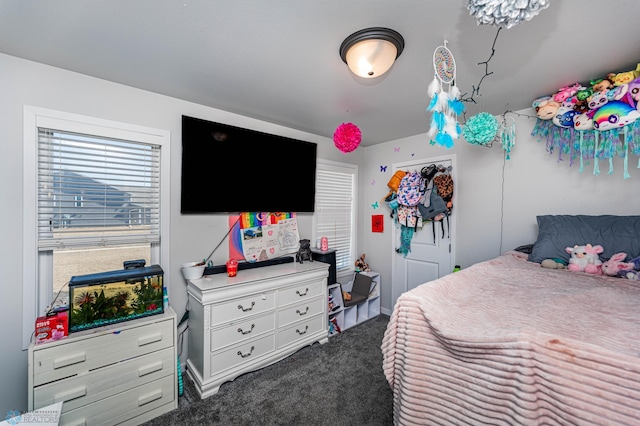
[22,106,170,348]
[314,159,357,276]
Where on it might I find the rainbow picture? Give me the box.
[229,213,297,261]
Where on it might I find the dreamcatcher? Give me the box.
[427,41,464,149]
[500,115,516,160]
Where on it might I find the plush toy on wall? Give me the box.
[553,83,582,103]
[566,244,604,275]
[533,97,561,120]
[608,63,640,86]
[573,112,594,130]
[591,77,615,94]
[592,101,640,131]
[552,106,579,128]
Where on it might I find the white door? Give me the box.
[391,154,456,309]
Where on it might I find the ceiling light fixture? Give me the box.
[339,27,405,79]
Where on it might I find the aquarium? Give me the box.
[68,264,164,333]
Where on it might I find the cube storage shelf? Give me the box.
[328,283,345,336]
[328,271,380,335]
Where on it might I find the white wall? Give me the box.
[3,51,639,414]
[363,115,640,316]
[0,53,363,414]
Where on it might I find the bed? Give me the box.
[381,215,640,425]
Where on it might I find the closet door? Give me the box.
[391,154,456,309]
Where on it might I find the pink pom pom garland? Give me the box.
[333,122,362,153]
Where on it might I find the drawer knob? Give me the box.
[296,325,309,335]
[296,288,309,296]
[237,324,255,335]
[296,307,309,316]
[237,302,255,312]
[237,346,255,358]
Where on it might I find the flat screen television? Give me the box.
[181,115,317,213]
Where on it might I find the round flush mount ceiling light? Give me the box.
[339,27,405,78]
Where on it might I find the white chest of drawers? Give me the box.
[186,261,329,399]
[28,308,178,425]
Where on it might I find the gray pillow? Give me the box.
[528,215,640,263]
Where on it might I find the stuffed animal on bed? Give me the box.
[624,270,640,281]
[541,258,567,269]
[566,244,603,275]
[602,253,640,279]
[602,252,637,277]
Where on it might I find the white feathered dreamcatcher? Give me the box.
[427,41,464,148]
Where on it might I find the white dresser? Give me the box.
[28,308,178,426]
[186,261,329,399]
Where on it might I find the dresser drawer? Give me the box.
[33,347,175,413]
[210,291,276,326]
[210,312,275,352]
[278,279,324,306]
[59,374,176,426]
[277,314,324,348]
[210,334,275,376]
[32,318,174,386]
[278,295,324,328]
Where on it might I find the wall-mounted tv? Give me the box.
[181,115,317,213]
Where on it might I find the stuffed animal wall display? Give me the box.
[566,244,604,275]
[296,239,313,264]
[532,64,640,132]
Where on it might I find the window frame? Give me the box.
[313,159,357,278]
[22,106,171,349]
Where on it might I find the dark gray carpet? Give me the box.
[143,314,393,426]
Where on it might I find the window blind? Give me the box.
[315,167,355,272]
[37,128,160,250]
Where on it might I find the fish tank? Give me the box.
[68,264,164,333]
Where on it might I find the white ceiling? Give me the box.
[1,1,640,146]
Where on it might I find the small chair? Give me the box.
[343,273,372,307]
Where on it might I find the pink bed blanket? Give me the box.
[381,251,640,425]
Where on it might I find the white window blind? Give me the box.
[37,128,160,250]
[315,162,356,272]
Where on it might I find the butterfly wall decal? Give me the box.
[371,201,379,209]
[380,165,387,172]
